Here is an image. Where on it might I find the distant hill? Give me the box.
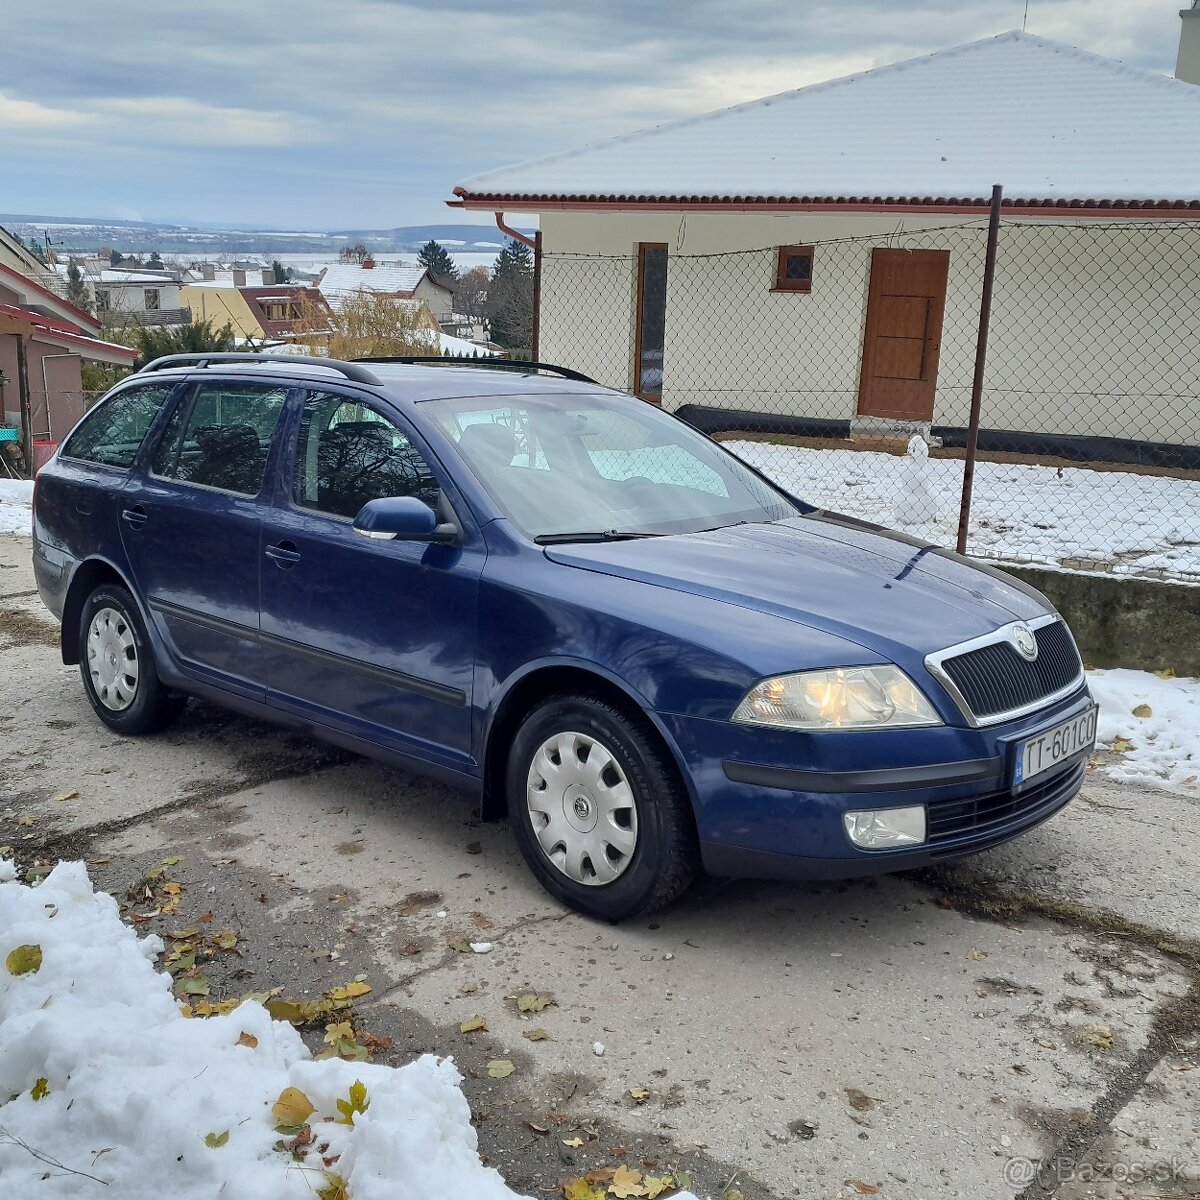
[0,216,534,257]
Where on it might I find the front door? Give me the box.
[259,388,482,774]
[857,248,950,422]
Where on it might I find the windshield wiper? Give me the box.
[534,530,664,545]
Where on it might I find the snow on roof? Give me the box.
[316,262,443,305]
[455,32,1200,209]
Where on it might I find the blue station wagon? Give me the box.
[32,354,1097,919]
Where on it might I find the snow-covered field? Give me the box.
[725,439,1200,583]
[0,480,34,536]
[3,859,654,1200]
[1088,668,1200,793]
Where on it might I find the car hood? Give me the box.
[543,513,1050,661]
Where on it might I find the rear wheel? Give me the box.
[508,694,699,920]
[79,583,186,735]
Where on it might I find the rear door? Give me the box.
[259,387,483,773]
[120,376,291,699]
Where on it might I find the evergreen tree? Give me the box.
[147,251,164,269]
[485,238,535,354]
[110,250,125,265]
[133,318,236,369]
[417,240,460,285]
[270,258,292,283]
[65,262,93,314]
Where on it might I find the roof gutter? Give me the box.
[454,189,1200,220]
[493,211,536,250]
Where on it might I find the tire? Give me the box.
[78,583,187,735]
[507,693,700,920]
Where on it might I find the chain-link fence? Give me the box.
[537,216,1200,584]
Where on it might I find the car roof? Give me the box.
[134,360,618,405]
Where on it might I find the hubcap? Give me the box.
[526,730,638,886]
[86,607,139,712]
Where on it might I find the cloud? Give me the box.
[93,97,321,147]
[0,91,95,130]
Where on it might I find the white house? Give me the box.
[453,30,1200,464]
[315,262,455,326]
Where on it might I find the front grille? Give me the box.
[938,620,1082,722]
[927,760,1084,848]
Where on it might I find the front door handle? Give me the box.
[265,540,301,567]
[120,504,147,527]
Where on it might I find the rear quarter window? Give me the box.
[60,383,177,469]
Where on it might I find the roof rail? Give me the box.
[137,353,383,385]
[354,356,598,384]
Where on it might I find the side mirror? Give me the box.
[353,497,457,543]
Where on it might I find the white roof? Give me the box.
[456,32,1200,208]
[316,263,441,306]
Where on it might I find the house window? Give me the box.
[634,243,667,402]
[95,290,110,311]
[144,288,161,311]
[773,246,814,293]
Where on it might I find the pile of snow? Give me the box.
[726,439,1200,583]
[1087,668,1200,793]
[0,479,33,536]
[0,860,531,1199]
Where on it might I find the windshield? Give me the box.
[426,391,800,540]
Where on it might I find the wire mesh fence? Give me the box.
[537,216,1200,584]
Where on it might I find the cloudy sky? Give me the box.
[1,0,1185,229]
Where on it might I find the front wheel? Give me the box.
[507,694,699,920]
[79,583,186,735]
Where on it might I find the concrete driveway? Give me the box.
[2,532,1196,1200]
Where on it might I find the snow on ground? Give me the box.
[0,860,557,1200]
[0,479,34,536]
[726,439,1200,583]
[1087,668,1200,794]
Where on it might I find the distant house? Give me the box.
[180,282,335,348]
[315,262,455,326]
[454,30,1200,457]
[89,269,187,327]
[0,227,136,454]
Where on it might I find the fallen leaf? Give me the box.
[335,1079,370,1125]
[161,855,183,866]
[30,1077,49,1101]
[487,1059,515,1079]
[460,1015,487,1033]
[178,974,211,997]
[1083,1024,1113,1051]
[214,929,239,951]
[316,1170,349,1200]
[966,948,988,961]
[1111,736,1135,754]
[1131,704,1152,719]
[204,1130,230,1148]
[237,1031,258,1049]
[1154,667,1176,680]
[844,1087,877,1112]
[563,1180,605,1200]
[272,1087,315,1127]
[644,1176,675,1199]
[1035,1038,1057,1050]
[324,1021,355,1045]
[523,1028,551,1041]
[562,1136,584,1148]
[447,936,474,953]
[326,980,371,1002]
[516,992,556,1013]
[628,1086,650,1104]
[6,945,42,976]
[609,1164,647,1197]
[54,790,79,802]
[15,815,34,827]
[722,1189,744,1200]
[845,1182,882,1196]
[526,1121,548,1134]
[1183,775,1197,786]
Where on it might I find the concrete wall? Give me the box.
[98,281,183,313]
[180,286,260,340]
[538,211,1200,446]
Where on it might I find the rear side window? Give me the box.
[152,381,287,496]
[60,384,176,469]
[292,392,441,519]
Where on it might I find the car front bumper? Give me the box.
[657,686,1094,880]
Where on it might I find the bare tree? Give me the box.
[295,290,441,358]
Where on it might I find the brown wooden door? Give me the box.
[857,248,950,422]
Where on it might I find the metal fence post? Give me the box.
[531,230,543,363]
[956,183,1003,555]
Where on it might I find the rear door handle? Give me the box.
[265,540,301,566]
[120,504,147,527]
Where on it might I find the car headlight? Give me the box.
[731,666,942,731]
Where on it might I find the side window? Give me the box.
[60,384,175,469]
[152,381,287,496]
[292,393,440,520]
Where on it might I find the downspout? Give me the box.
[16,336,31,476]
[493,211,536,250]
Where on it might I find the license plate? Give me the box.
[1013,705,1098,787]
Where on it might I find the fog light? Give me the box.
[843,806,926,849]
